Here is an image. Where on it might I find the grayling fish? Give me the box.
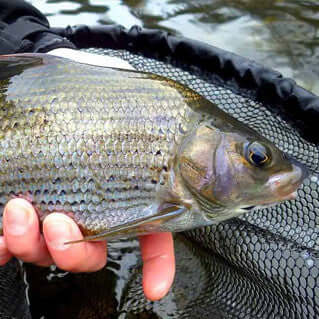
[0,54,307,242]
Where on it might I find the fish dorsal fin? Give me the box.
[0,54,52,80]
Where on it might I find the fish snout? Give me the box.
[281,162,308,197]
[286,154,309,181]
[267,161,308,200]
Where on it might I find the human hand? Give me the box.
[0,198,175,301]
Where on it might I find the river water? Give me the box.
[30,0,319,94]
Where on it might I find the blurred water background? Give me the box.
[29,0,319,94]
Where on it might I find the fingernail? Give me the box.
[4,200,33,236]
[44,215,77,251]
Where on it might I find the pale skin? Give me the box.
[0,198,175,301]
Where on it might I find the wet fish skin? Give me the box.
[0,54,307,240]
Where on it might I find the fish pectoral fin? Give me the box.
[65,204,186,244]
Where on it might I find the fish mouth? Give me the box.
[240,203,271,212]
[287,155,309,181]
[242,206,255,211]
[265,160,308,202]
[240,190,298,212]
[281,191,298,200]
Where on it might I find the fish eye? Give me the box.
[245,142,271,167]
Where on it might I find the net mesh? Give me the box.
[0,260,31,319]
[78,48,319,319]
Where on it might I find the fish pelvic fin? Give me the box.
[64,204,186,245]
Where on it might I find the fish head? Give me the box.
[177,121,308,221]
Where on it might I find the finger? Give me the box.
[43,213,107,273]
[139,232,175,301]
[0,237,12,265]
[3,198,53,266]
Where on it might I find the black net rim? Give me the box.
[51,24,319,144]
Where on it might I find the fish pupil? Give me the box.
[246,142,270,167]
[251,152,266,165]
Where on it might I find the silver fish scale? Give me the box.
[0,57,201,235]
